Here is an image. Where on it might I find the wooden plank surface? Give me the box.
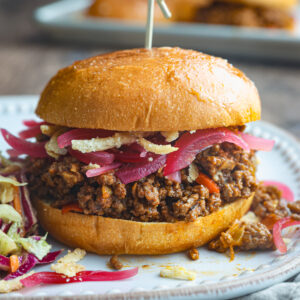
[0,0,300,138]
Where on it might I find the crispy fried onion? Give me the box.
[45,129,68,159]
[72,133,136,153]
[209,220,246,261]
[51,248,86,277]
[187,163,199,183]
[241,211,259,224]
[161,131,179,142]
[0,153,22,175]
[71,132,178,155]
[40,124,61,136]
[138,138,178,155]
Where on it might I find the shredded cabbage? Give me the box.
[0,175,27,187]
[16,234,51,260]
[0,185,14,204]
[6,224,51,260]
[0,204,22,223]
[0,230,18,256]
[0,175,26,204]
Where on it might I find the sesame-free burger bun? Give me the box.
[218,0,297,10]
[34,195,253,255]
[87,0,167,22]
[36,47,261,131]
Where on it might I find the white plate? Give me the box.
[1,95,300,300]
[34,0,300,62]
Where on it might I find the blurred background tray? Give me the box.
[34,0,300,62]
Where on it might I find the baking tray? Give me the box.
[34,0,300,62]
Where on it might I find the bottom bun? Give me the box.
[34,195,253,255]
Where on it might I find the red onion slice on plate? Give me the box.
[21,268,139,287]
[273,217,300,254]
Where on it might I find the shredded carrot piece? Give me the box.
[62,203,83,214]
[261,213,282,230]
[10,255,19,273]
[196,172,220,194]
[12,186,22,216]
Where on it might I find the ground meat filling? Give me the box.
[252,184,288,220]
[195,2,293,29]
[208,221,274,254]
[26,142,257,222]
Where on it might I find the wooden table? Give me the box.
[1,0,300,138]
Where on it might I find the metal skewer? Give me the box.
[145,0,171,49]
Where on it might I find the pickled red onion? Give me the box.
[57,129,113,149]
[21,268,138,287]
[113,151,152,163]
[86,163,121,178]
[69,148,114,165]
[165,171,181,183]
[240,133,274,151]
[0,129,47,158]
[19,125,42,139]
[164,128,249,175]
[127,143,147,157]
[116,155,166,184]
[23,120,47,127]
[7,148,23,157]
[273,217,300,253]
[262,181,294,202]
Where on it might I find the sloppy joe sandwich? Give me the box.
[195,0,296,29]
[1,47,275,255]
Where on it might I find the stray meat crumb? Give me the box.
[187,248,199,260]
[109,255,123,270]
[209,220,274,260]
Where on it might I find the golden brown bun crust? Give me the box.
[34,195,253,255]
[87,0,166,22]
[36,48,261,131]
[218,0,297,10]
[87,0,212,22]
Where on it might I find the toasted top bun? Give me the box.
[36,47,261,131]
[34,195,253,255]
[218,0,297,10]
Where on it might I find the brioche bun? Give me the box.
[36,48,260,132]
[34,195,253,255]
[218,0,297,10]
[87,0,212,22]
[87,0,166,22]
